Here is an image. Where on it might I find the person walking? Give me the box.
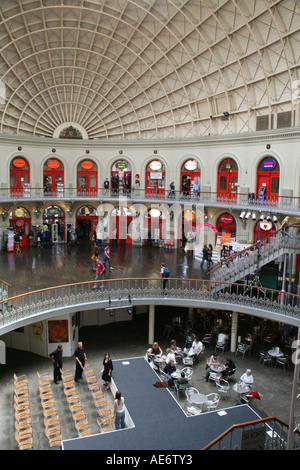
[160,263,170,295]
[48,345,63,384]
[74,342,87,382]
[93,257,105,288]
[104,245,113,270]
[113,390,126,430]
[207,244,213,268]
[102,353,113,390]
[201,244,209,269]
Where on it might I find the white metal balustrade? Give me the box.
[0,278,299,336]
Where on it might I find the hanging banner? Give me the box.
[195,223,218,234]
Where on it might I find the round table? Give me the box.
[190,393,208,411]
[210,365,224,373]
[268,349,284,358]
[232,382,250,404]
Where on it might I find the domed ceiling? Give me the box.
[0,0,299,140]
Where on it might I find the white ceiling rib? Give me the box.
[0,0,299,140]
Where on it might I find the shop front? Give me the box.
[42,206,65,244]
[77,159,98,197]
[111,160,132,195]
[76,205,98,241]
[43,158,64,196]
[145,160,166,197]
[9,206,31,246]
[10,157,30,197]
[256,157,280,203]
[254,219,276,244]
[217,158,238,201]
[110,207,133,245]
[180,159,201,197]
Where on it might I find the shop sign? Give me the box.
[13,158,26,168]
[260,220,272,231]
[47,208,59,216]
[47,159,60,169]
[150,172,162,179]
[184,211,195,221]
[115,161,128,170]
[16,219,25,227]
[221,233,231,244]
[262,158,275,170]
[81,160,93,170]
[219,214,233,224]
[149,161,162,171]
[184,160,197,171]
[14,208,25,218]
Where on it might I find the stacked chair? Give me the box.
[83,364,115,433]
[37,372,62,448]
[60,368,92,438]
[14,373,33,450]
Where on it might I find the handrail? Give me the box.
[0,279,12,288]
[0,277,300,304]
[208,223,300,276]
[202,416,289,450]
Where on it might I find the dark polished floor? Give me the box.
[0,240,204,296]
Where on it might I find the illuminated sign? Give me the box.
[81,160,94,170]
[184,160,197,171]
[262,158,275,170]
[115,161,128,170]
[219,214,233,224]
[47,159,60,169]
[14,208,25,218]
[149,161,162,171]
[13,158,26,168]
[260,221,272,231]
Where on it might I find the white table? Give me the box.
[190,393,208,411]
[232,382,250,404]
[268,349,284,358]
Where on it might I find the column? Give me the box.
[230,311,238,353]
[148,304,155,345]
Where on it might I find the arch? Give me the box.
[43,157,64,196]
[111,159,132,195]
[180,158,201,197]
[9,206,32,247]
[53,122,88,139]
[145,159,166,198]
[42,205,66,244]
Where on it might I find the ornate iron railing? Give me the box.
[1,187,300,214]
[0,278,299,334]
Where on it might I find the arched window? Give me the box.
[216,213,237,238]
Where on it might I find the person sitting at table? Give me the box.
[206,353,220,369]
[165,348,176,364]
[148,342,163,359]
[190,337,203,360]
[176,371,188,386]
[221,358,236,378]
[170,339,185,359]
[240,369,253,387]
[163,359,177,386]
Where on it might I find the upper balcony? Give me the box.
[1,187,300,216]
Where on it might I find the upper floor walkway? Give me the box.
[2,187,300,216]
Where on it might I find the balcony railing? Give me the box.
[0,278,299,335]
[202,416,292,450]
[2,187,300,214]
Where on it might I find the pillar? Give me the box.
[230,311,238,353]
[188,307,193,320]
[148,304,155,345]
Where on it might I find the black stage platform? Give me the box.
[62,357,266,451]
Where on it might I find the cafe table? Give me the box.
[232,382,250,404]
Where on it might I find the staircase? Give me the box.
[208,226,300,288]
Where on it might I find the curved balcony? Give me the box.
[0,278,299,336]
[1,187,300,216]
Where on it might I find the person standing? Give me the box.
[160,263,170,295]
[208,244,213,267]
[102,353,113,390]
[48,345,63,384]
[74,342,87,382]
[113,391,126,430]
[201,244,209,269]
[104,245,113,270]
[104,178,110,194]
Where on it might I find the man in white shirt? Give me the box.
[240,369,253,386]
[190,337,203,359]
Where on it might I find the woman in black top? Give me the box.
[102,353,113,390]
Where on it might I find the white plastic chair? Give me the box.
[206,393,220,411]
